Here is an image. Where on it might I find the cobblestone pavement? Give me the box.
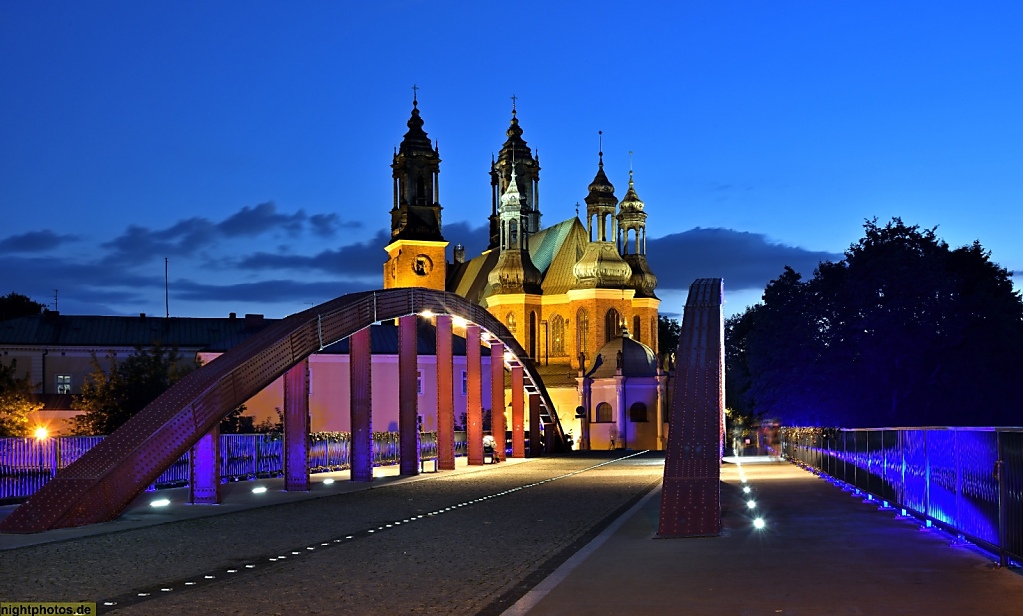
[1,453,664,615]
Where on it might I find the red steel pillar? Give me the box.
[189,425,220,504]
[511,365,525,458]
[350,327,373,482]
[490,341,506,462]
[528,393,542,457]
[466,325,483,465]
[398,314,420,476]
[283,359,310,492]
[436,315,456,470]
[659,278,724,538]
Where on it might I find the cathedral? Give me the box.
[383,96,670,450]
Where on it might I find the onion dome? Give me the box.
[572,242,632,288]
[617,169,657,297]
[487,168,542,295]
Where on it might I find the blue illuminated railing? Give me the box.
[0,430,470,502]
[783,427,1023,567]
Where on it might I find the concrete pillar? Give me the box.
[284,359,310,492]
[350,327,373,482]
[398,314,419,476]
[528,393,542,457]
[511,366,525,458]
[490,341,506,462]
[189,425,220,504]
[466,325,483,465]
[615,374,626,450]
[436,315,455,470]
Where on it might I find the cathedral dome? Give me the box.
[589,330,658,379]
[572,242,632,288]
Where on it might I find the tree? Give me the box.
[0,293,45,321]
[0,359,42,436]
[727,218,1023,428]
[657,315,681,364]
[70,344,195,435]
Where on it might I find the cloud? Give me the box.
[442,221,491,258]
[235,228,392,277]
[172,278,374,304]
[0,230,78,253]
[99,202,358,266]
[647,228,842,292]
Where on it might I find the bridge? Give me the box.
[0,288,568,532]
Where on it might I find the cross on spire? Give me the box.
[412,83,419,104]
[511,93,517,115]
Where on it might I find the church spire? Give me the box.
[390,89,443,242]
[573,133,631,289]
[617,155,657,297]
[487,146,542,295]
[489,96,540,249]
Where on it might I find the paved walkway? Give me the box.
[3,454,1023,615]
[508,456,1023,616]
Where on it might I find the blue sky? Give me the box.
[2,1,1021,320]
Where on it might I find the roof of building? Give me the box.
[588,332,658,379]
[0,313,274,349]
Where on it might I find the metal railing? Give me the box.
[1,430,470,502]
[783,427,1023,567]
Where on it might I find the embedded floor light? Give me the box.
[150,498,171,507]
[742,486,751,494]
[753,518,766,529]
[747,499,757,509]
[323,478,335,485]
[252,486,268,494]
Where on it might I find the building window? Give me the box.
[462,370,468,395]
[595,402,613,423]
[605,308,622,342]
[417,369,424,395]
[576,308,589,358]
[550,314,566,357]
[629,402,648,422]
[56,374,71,394]
[529,311,537,358]
[633,315,641,342]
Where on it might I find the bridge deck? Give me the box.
[3,455,1022,615]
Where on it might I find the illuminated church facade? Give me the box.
[383,96,670,450]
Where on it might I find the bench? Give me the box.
[420,457,439,473]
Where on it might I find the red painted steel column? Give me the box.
[511,366,525,458]
[659,278,724,538]
[350,327,373,482]
[466,325,483,465]
[436,315,455,470]
[189,425,220,504]
[284,359,310,492]
[490,341,506,462]
[528,393,542,457]
[399,314,420,476]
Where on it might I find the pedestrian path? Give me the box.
[508,457,1023,616]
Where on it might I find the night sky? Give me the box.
[2,2,1021,320]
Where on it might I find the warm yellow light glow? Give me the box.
[452,316,468,328]
[33,426,48,440]
[420,309,435,318]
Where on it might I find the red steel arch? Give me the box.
[1,288,565,532]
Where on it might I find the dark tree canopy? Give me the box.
[70,344,196,435]
[0,359,42,437]
[726,218,1023,428]
[657,315,681,362]
[0,293,45,321]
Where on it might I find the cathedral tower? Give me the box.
[384,93,448,290]
[617,167,658,298]
[488,99,541,250]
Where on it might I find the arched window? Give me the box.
[576,308,589,359]
[595,401,613,423]
[629,402,648,422]
[633,315,641,342]
[506,312,516,336]
[529,311,537,358]
[550,314,566,357]
[605,308,622,343]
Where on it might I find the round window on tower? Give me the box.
[412,254,433,276]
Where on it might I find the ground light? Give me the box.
[150,499,170,507]
[323,478,335,485]
[252,486,268,494]
[742,486,751,494]
[753,518,766,529]
[33,426,48,440]
[747,499,757,509]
